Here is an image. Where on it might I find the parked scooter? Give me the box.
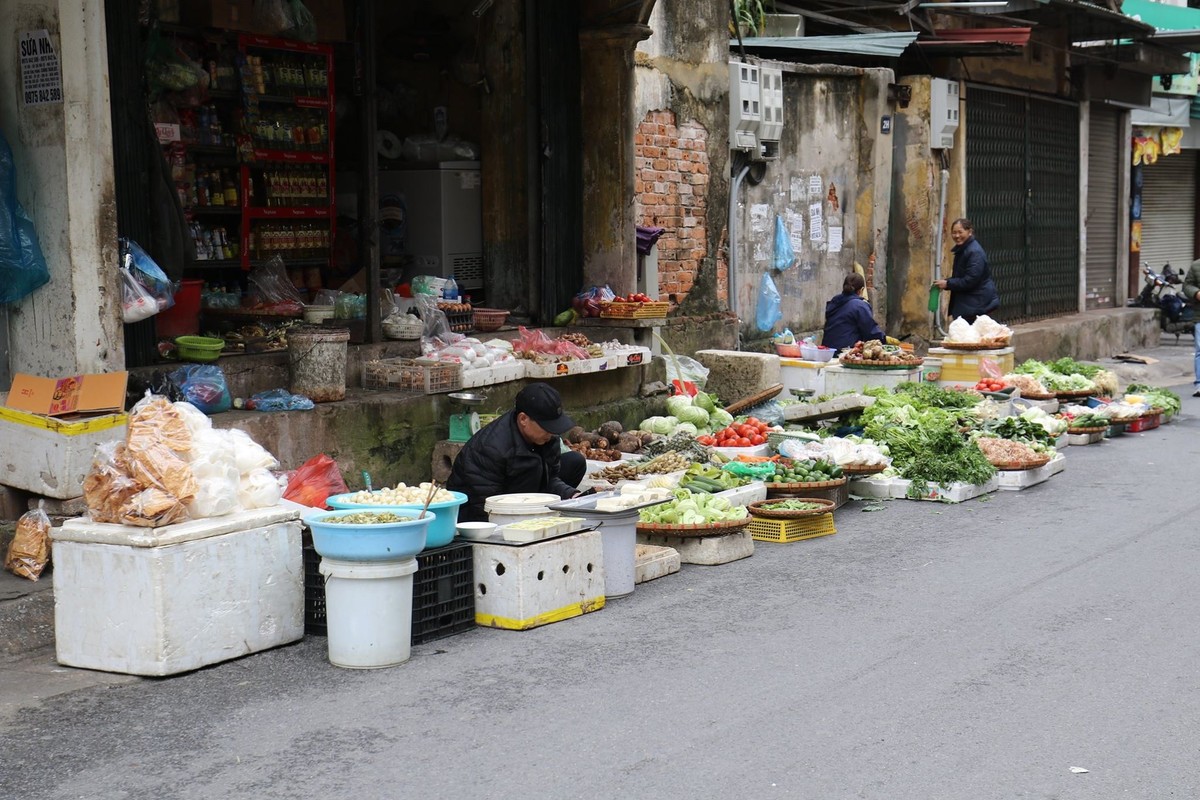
[1127,261,1196,341]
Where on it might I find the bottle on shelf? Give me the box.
[443,276,459,302]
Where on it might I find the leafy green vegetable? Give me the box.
[893,382,982,409]
[1126,384,1181,416]
[639,488,748,525]
[860,397,996,490]
[978,416,1057,447]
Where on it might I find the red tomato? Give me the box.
[750,434,765,445]
[736,437,752,447]
[736,424,753,437]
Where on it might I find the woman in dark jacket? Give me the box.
[934,218,1000,323]
[822,273,886,352]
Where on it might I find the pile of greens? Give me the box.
[1014,359,1096,393]
[892,382,982,410]
[638,488,748,525]
[977,416,1056,448]
[1126,384,1182,416]
[860,393,996,491]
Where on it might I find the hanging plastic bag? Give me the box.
[121,266,159,323]
[773,215,796,270]
[5,505,51,581]
[170,364,232,415]
[247,255,305,313]
[282,0,317,41]
[664,355,710,395]
[0,130,50,304]
[282,454,348,509]
[756,272,782,332]
[121,238,175,312]
[253,0,292,34]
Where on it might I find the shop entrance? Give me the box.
[966,85,1080,322]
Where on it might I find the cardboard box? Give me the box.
[180,0,261,33]
[6,372,128,417]
[927,347,1015,385]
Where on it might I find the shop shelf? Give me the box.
[412,542,476,645]
[186,206,242,216]
[249,148,330,164]
[246,206,331,219]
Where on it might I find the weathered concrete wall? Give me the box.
[0,2,121,376]
[888,75,966,346]
[734,63,895,347]
[634,0,730,314]
[1011,308,1160,364]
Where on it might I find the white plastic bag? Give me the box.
[121,266,159,323]
[239,467,283,509]
[226,428,280,474]
[185,428,242,518]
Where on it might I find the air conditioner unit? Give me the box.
[729,60,761,152]
[930,78,960,149]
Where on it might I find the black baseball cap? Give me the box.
[515,383,575,435]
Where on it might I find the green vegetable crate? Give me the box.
[748,513,836,543]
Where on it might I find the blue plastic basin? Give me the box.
[307,510,431,562]
[325,491,469,549]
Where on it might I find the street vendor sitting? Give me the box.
[822,273,886,352]
[448,382,587,522]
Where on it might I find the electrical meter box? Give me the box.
[758,66,784,157]
[729,61,761,151]
[929,78,960,149]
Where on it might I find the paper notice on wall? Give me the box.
[809,202,824,242]
[788,210,805,250]
[809,175,823,196]
[19,30,62,107]
[750,203,771,233]
[790,177,805,203]
[828,226,843,253]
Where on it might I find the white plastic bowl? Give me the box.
[456,521,497,541]
[800,344,835,362]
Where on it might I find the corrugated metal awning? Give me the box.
[730,31,920,59]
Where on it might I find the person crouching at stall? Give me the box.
[822,273,886,352]
[448,382,587,522]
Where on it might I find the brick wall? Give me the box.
[634,110,710,306]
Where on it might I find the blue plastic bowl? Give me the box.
[307,509,431,562]
[325,490,469,549]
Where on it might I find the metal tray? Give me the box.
[548,489,672,518]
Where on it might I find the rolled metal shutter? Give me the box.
[1139,150,1196,275]
[1085,108,1120,309]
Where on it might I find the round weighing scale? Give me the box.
[448,391,487,442]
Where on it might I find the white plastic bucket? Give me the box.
[318,557,417,669]
[599,521,637,598]
[485,492,559,527]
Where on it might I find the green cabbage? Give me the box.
[676,405,710,427]
[665,395,694,417]
[694,392,718,413]
[710,408,734,429]
[640,415,679,435]
[672,422,699,437]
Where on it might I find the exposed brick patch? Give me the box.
[634,110,710,307]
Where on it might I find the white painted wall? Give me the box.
[0,0,121,377]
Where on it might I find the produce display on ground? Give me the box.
[975,437,1049,468]
[839,340,924,366]
[1125,385,1181,417]
[591,451,693,483]
[696,416,775,447]
[637,489,749,525]
[1013,358,1118,397]
[677,463,749,493]
[769,458,843,483]
[564,421,653,460]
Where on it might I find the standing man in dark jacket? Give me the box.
[822,273,886,351]
[448,383,587,522]
[934,218,1000,323]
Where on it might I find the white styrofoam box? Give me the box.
[1054,433,1068,450]
[824,364,919,395]
[996,456,1064,491]
[1012,396,1060,414]
[890,476,999,503]
[1067,431,1104,446]
[604,346,651,370]
[714,481,768,507]
[523,357,607,379]
[472,530,605,630]
[848,475,894,500]
[460,361,525,389]
[1046,453,1067,476]
[0,406,127,499]
[778,358,828,396]
[51,507,303,676]
[637,529,754,565]
[635,544,680,584]
[713,443,770,460]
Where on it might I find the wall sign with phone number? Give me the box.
[20,29,63,107]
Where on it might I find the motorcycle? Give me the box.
[1127,261,1196,341]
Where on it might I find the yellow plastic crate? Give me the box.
[748,513,836,543]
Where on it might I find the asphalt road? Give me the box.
[4,392,1200,800]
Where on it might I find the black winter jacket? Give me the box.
[822,292,886,351]
[947,237,1000,321]
[447,411,575,522]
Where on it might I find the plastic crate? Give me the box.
[302,545,326,636]
[748,513,836,543]
[1126,413,1161,433]
[363,358,463,394]
[412,541,476,645]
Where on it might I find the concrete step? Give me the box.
[0,572,55,663]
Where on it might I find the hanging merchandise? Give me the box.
[773,215,796,270]
[756,272,783,332]
[121,238,176,312]
[122,266,160,323]
[282,0,317,42]
[0,129,50,304]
